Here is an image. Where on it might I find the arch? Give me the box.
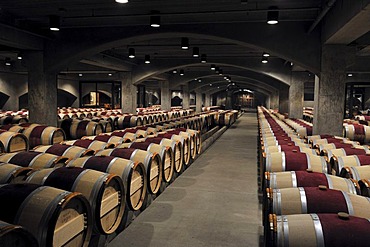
[19,89,77,109]
[45,23,320,74]
[0,92,10,109]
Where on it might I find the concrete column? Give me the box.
[205,93,211,107]
[279,85,289,114]
[119,72,137,114]
[269,90,279,110]
[289,72,306,118]
[160,81,171,111]
[25,51,58,126]
[182,84,190,109]
[313,45,355,135]
[225,91,233,109]
[195,91,202,113]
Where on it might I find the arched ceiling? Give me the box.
[0,0,370,99]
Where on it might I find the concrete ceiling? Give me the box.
[0,0,369,97]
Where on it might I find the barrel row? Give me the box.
[258,106,370,247]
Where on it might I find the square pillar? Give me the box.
[160,81,171,111]
[119,72,137,114]
[279,85,289,114]
[195,91,202,113]
[26,51,58,126]
[313,45,355,135]
[182,84,190,109]
[289,72,306,119]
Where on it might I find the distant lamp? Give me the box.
[180,69,184,76]
[201,54,207,63]
[347,73,353,77]
[192,47,199,57]
[262,57,269,63]
[150,15,160,27]
[17,53,23,60]
[145,55,151,64]
[128,48,135,58]
[49,15,60,31]
[172,69,178,74]
[115,0,129,3]
[267,8,279,25]
[181,37,189,50]
[211,64,216,70]
[263,52,270,57]
[4,57,11,66]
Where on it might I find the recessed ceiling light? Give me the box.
[115,0,128,2]
[347,73,353,77]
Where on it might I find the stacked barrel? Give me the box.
[258,106,370,247]
[303,106,314,123]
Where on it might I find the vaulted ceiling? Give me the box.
[0,0,369,96]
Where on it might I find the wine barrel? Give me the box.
[110,130,137,142]
[340,165,370,181]
[166,129,196,160]
[333,155,370,177]
[0,220,38,247]
[270,213,370,247]
[62,139,115,152]
[0,116,13,126]
[70,120,104,139]
[145,137,183,174]
[265,171,359,195]
[265,151,329,173]
[21,124,66,149]
[0,124,25,133]
[123,128,147,139]
[33,143,95,160]
[116,115,142,129]
[328,147,370,174]
[82,134,124,145]
[96,148,162,194]
[26,167,125,234]
[317,142,360,156]
[90,119,113,133]
[125,141,174,183]
[0,151,69,169]
[176,128,202,155]
[157,133,190,166]
[0,131,28,153]
[0,163,32,184]
[0,183,92,247]
[343,124,370,143]
[267,187,370,218]
[11,116,28,124]
[263,145,316,156]
[67,156,146,211]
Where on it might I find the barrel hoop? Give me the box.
[266,153,271,172]
[299,187,307,213]
[282,216,289,247]
[337,157,344,173]
[271,173,277,189]
[344,179,356,195]
[341,191,354,215]
[311,214,325,247]
[291,171,297,187]
[305,153,312,170]
[324,174,333,189]
[273,189,281,215]
[281,152,286,171]
[350,167,361,181]
[276,216,283,246]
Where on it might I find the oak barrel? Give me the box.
[21,124,66,149]
[0,131,28,153]
[0,151,69,169]
[0,163,32,184]
[33,143,95,160]
[0,220,38,247]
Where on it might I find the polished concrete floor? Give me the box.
[110,113,262,247]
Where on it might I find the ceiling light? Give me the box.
[262,57,268,63]
[79,73,83,77]
[150,14,160,28]
[210,83,212,86]
[172,69,177,74]
[198,79,202,82]
[115,0,128,3]
[5,58,11,66]
[217,86,220,89]
[180,69,184,76]
[263,52,270,57]
[181,37,189,50]
[17,53,23,60]
[218,69,223,75]
[192,47,199,57]
[49,15,60,31]
[145,55,151,64]
[347,73,353,77]
[267,8,279,25]
[201,54,207,63]
[108,73,112,76]
[215,67,220,73]
[128,48,135,58]
[211,64,216,70]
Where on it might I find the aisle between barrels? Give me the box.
[109,113,262,247]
